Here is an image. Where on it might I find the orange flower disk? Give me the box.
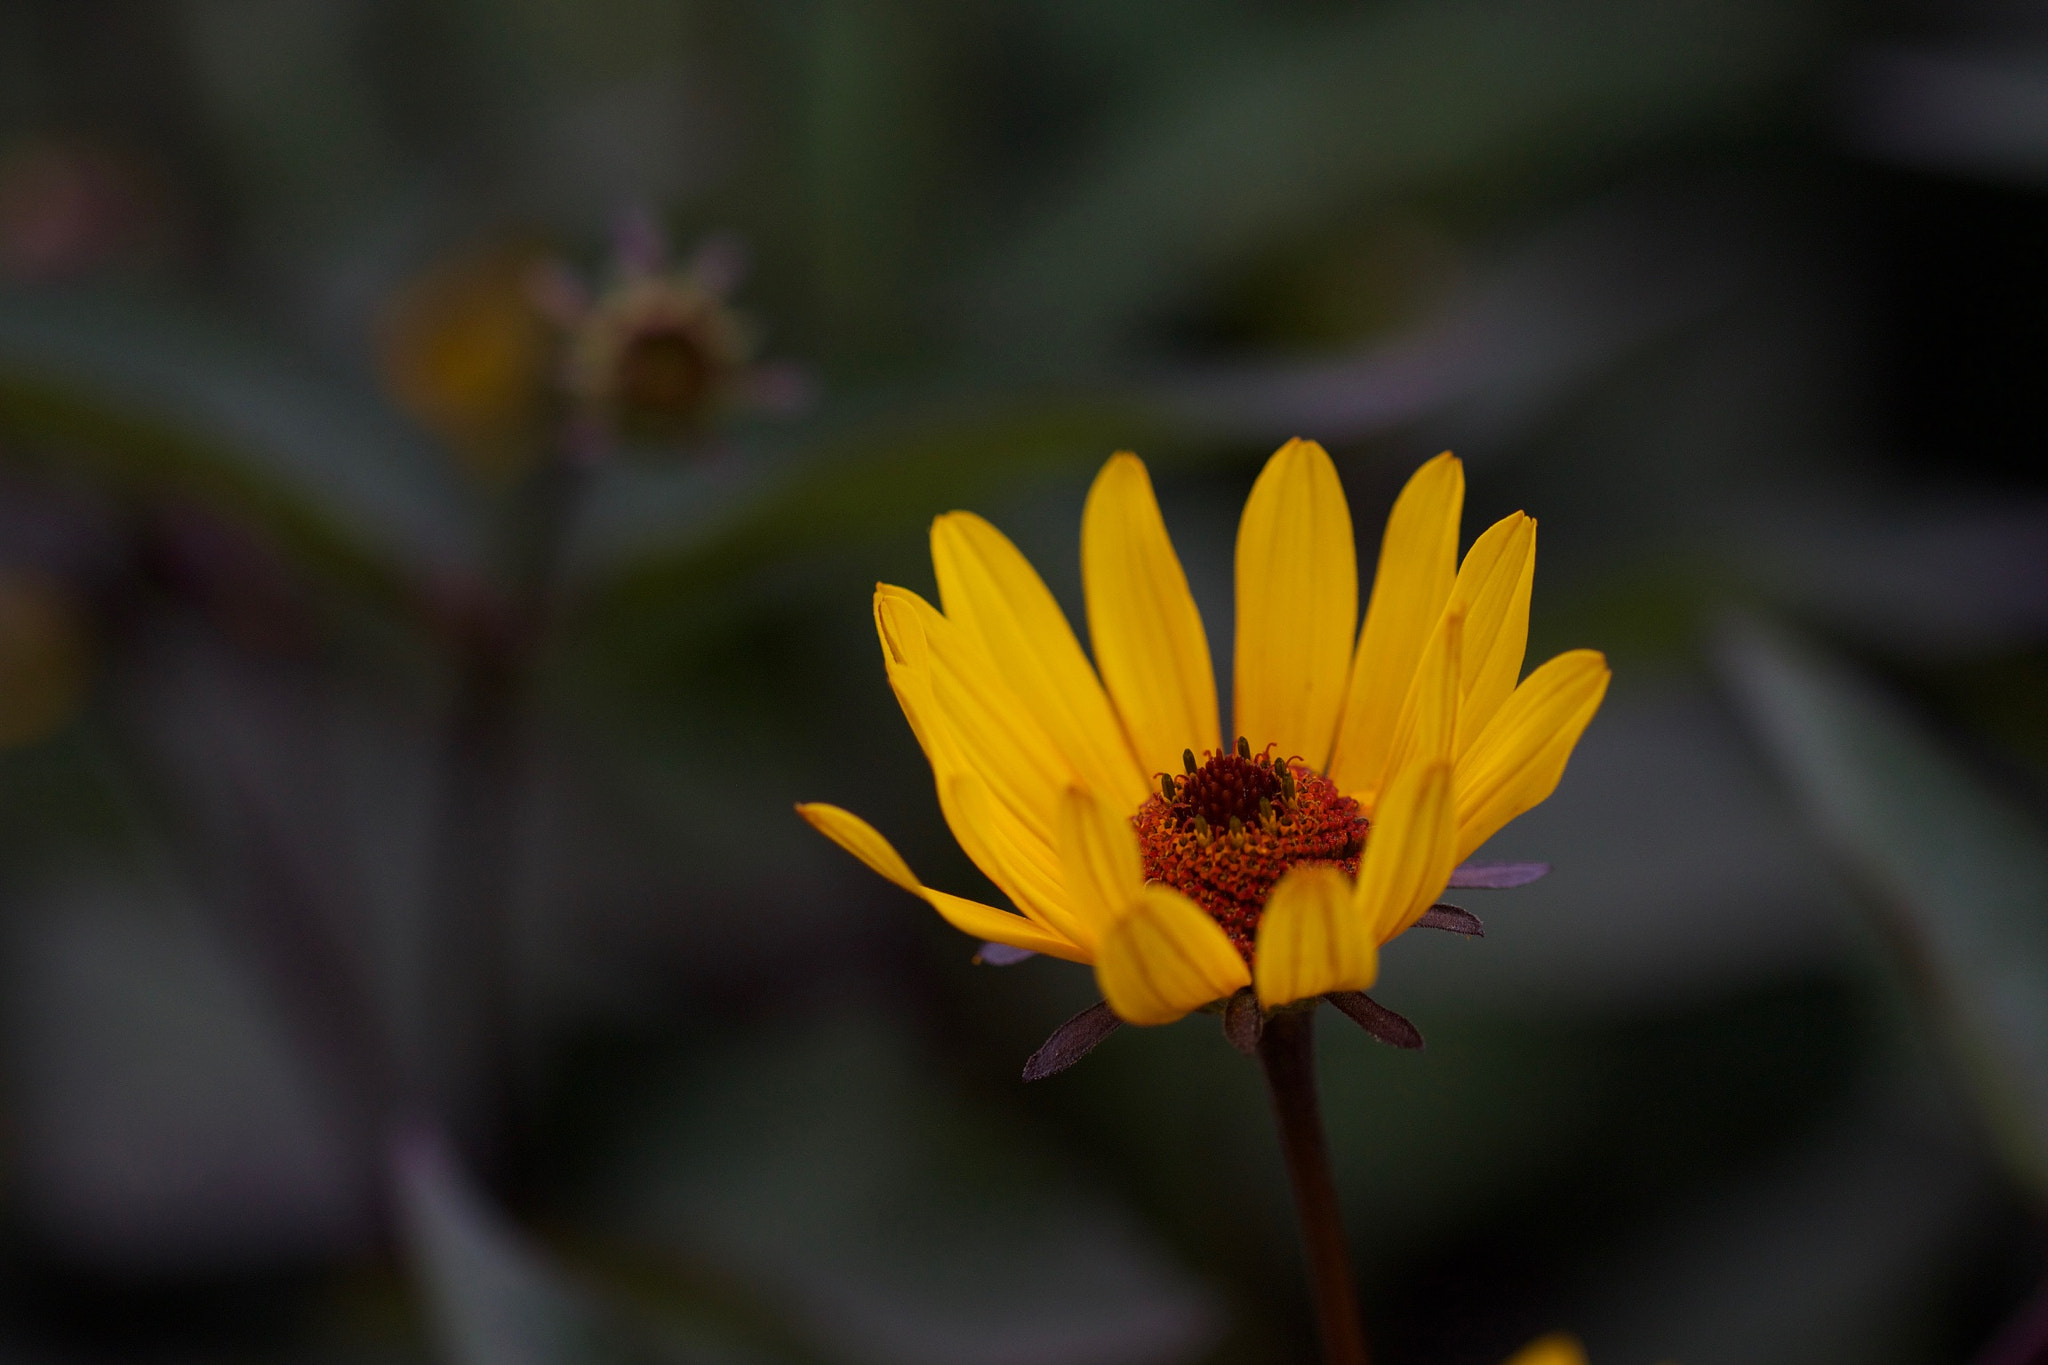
[1134,746,1365,959]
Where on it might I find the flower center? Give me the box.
[1132,738,1367,960]
[619,326,715,418]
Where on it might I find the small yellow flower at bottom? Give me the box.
[1502,1333,1680,1365]
[1504,1334,1588,1365]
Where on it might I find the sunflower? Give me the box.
[799,439,1607,1030]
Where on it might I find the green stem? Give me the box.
[1256,1008,1369,1365]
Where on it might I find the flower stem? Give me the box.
[1256,1008,1369,1365]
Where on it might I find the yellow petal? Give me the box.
[1252,864,1378,1007]
[795,800,920,891]
[921,886,1092,961]
[907,674,1072,931]
[1054,785,1144,950]
[1233,438,1357,769]
[1374,605,1463,804]
[1501,1335,1588,1365]
[875,585,1075,850]
[1445,512,1536,759]
[876,588,1074,928]
[1081,453,1221,780]
[1328,452,1463,801]
[947,774,1088,946]
[873,584,937,743]
[1455,649,1609,863]
[1355,759,1458,942]
[796,803,1090,962]
[933,511,1149,811]
[1094,885,1250,1024]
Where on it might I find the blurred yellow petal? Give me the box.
[1233,438,1357,768]
[1082,453,1221,778]
[933,511,1148,811]
[1375,606,1463,805]
[1328,452,1462,801]
[1356,759,1457,942]
[1445,512,1536,758]
[1502,1334,1588,1365]
[796,803,1089,962]
[1095,886,1250,1024]
[875,584,1075,849]
[1455,649,1609,863]
[1055,786,1144,950]
[1253,865,1378,1007]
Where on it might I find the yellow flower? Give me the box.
[378,240,558,484]
[799,440,1608,1026]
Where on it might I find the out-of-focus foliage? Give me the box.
[1722,620,2048,1199]
[0,0,2043,1363]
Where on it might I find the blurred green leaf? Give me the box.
[570,391,1183,609]
[396,1126,762,1365]
[1847,46,2048,184]
[570,175,1755,627]
[181,0,396,230]
[0,290,478,588]
[1580,1083,1995,1365]
[966,0,1828,361]
[786,0,946,366]
[1719,617,2048,1197]
[7,877,371,1269]
[576,1012,1220,1365]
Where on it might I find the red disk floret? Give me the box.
[1132,740,1368,960]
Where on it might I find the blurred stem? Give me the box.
[1257,1008,1369,1365]
[1976,1273,2048,1365]
[424,452,587,1163]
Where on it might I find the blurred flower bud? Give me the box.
[378,242,560,485]
[557,218,809,455]
[0,571,89,748]
[565,268,752,444]
[0,135,166,284]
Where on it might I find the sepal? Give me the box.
[1022,1000,1121,1081]
[1222,988,1264,1056]
[1413,903,1484,936]
[1325,992,1424,1050]
[1447,860,1549,889]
